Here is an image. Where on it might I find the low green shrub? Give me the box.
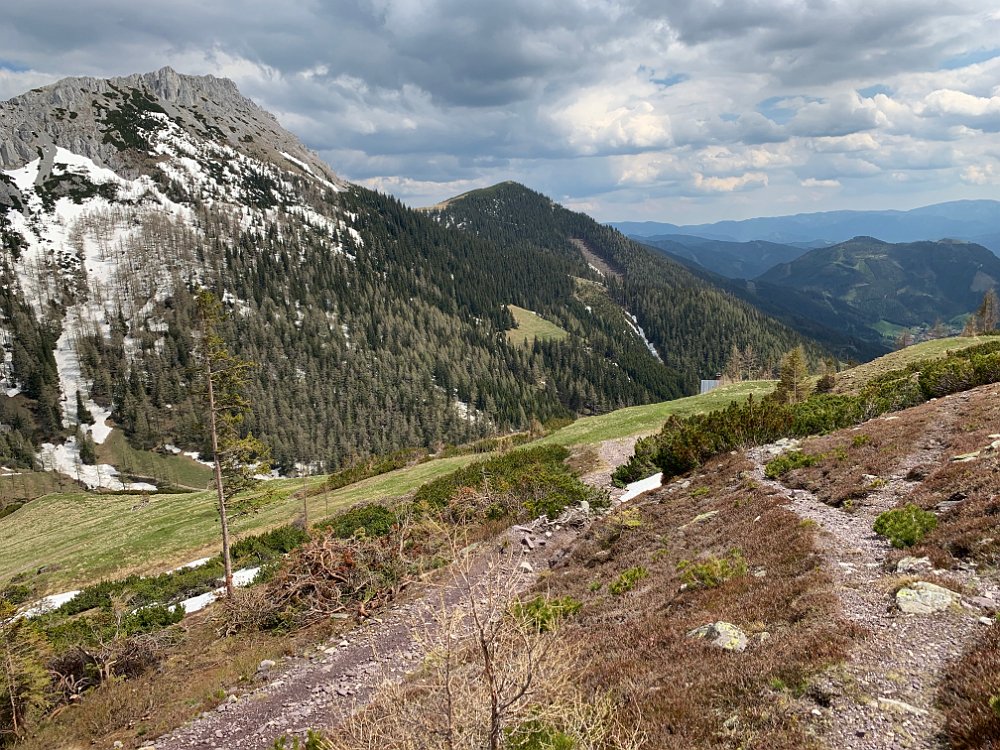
[873,504,938,548]
[272,730,327,750]
[613,341,1000,485]
[321,504,398,538]
[919,357,976,398]
[47,524,310,621]
[511,595,582,632]
[1,583,31,605]
[231,525,310,562]
[608,566,649,595]
[764,451,822,479]
[506,720,576,750]
[677,549,748,588]
[414,445,595,522]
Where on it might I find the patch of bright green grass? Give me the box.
[96,430,213,489]
[506,305,569,346]
[537,380,776,447]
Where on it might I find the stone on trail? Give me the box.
[896,581,961,614]
[686,621,748,652]
[896,556,932,574]
[950,451,980,463]
[877,697,928,716]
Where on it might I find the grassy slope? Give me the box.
[0,382,773,593]
[505,304,569,346]
[835,334,1000,393]
[6,335,991,594]
[0,456,474,592]
[539,379,776,446]
[96,430,214,489]
[0,471,79,504]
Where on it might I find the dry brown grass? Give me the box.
[778,409,939,508]
[531,453,855,749]
[326,542,644,750]
[939,622,1000,749]
[17,612,339,750]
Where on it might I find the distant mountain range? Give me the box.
[0,69,837,486]
[636,235,808,279]
[638,233,1000,353]
[614,200,1000,256]
[758,236,1000,331]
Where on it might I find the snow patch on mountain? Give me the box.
[37,437,155,491]
[625,312,662,362]
[1,70,366,486]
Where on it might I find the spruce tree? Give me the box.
[194,290,272,597]
[976,289,999,333]
[77,429,97,466]
[774,346,812,404]
[75,390,94,426]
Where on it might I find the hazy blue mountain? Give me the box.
[638,234,809,279]
[649,245,890,362]
[613,200,1000,255]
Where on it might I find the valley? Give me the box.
[1,61,999,750]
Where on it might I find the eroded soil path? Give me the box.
[750,394,991,750]
[153,441,626,750]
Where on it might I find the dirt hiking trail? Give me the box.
[751,392,994,749]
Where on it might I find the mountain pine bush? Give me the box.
[614,341,1000,485]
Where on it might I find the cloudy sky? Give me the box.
[2,1,999,223]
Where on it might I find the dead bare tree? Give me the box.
[324,526,644,750]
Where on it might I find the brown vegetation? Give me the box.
[326,538,643,750]
[15,613,339,750]
[524,453,853,748]
[940,622,1000,750]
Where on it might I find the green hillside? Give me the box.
[758,237,1000,333]
[0,380,773,593]
[429,182,830,390]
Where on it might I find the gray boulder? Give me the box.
[687,621,748,652]
[896,582,961,614]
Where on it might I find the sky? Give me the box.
[1,0,999,224]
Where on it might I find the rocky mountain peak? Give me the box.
[0,67,340,186]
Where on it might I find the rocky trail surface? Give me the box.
[153,523,580,749]
[751,393,997,750]
[151,440,627,750]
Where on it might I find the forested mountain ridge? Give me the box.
[636,234,808,279]
[426,182,828,386]
[0,69,699,483]
[758,236,1000,331]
